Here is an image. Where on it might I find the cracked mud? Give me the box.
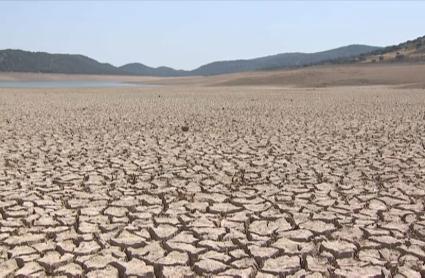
[0,86,425,277]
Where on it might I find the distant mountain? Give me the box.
[0,49,122,75]
[118,45,379,76]
[190,45,380,75]
[0,45,381,77]
[119,63,187,77]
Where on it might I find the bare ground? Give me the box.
[2,63,425,89]
[0,85,425,277]
[210,63,425,88]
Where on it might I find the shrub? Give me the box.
[395,52,404,60]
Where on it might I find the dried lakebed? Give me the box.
[0,80,150,89]
[0,86,424,277]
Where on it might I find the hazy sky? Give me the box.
[1,1,424,70]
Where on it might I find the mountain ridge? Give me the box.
[0,44,382,77]
[0,49,121,75]
[119,63,188,77]
[190,44,380,75]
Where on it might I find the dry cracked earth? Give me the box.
[0,86,425,277]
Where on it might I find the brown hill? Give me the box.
[132,63,425,89]
[356,35,425,64]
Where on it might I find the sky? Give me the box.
[1,1,424,70]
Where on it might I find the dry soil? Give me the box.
[0,85,425,277]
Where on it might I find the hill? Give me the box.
[210,64,425,88]
[322,35,425,65]
[119,63,187,77]
[0,45,380,77]
[362,35,425,63]
[189,45,380,75]
[3,36,425,77]
[117,45,380,76]
[0,49,122,75]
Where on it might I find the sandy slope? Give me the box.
[0,85,425,276]
[211,63,425,88]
